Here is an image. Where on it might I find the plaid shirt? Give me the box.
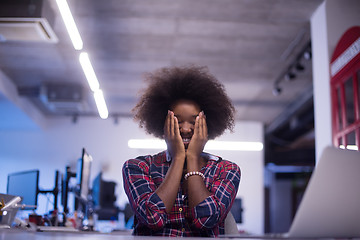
[122,151,241,237]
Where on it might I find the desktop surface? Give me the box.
[0,228,335,240]
[1,228,135,240]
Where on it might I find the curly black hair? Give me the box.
[133,65,235,139]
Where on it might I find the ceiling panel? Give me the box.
[0,0,323,125]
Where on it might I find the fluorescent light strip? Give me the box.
[339,145,359,151]
[57,1,108,120]
[205,140,263,151]
[56,0,83,50]
[128,139,263,151]
[79,52,100,91]
[128,139,167,149]
[94,89,109,119]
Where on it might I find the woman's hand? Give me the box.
[157,111,186,213]
[164,110,186,161]
[186,111,208,165]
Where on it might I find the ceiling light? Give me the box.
[93,89,108,119]
[205,140,263,151]
[303,51,312,60]
[272,41,311,95]
[272,86,282,96]
[79,52,100,92]
[128,139,167,149]
[56,0,83,50]
[284,72,296,81]
[295,63,305,71]
[128,139,263,151]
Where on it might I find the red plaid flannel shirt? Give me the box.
[122,151,241,237]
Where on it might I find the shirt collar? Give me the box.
[165,150,220,162]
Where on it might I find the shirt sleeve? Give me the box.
[191,161,241,229]
[122,157,167,230]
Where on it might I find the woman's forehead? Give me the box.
[171,99,201,111]
[172,103,200,118]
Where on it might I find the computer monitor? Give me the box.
[92,172,117,208]
[230,198,243,223]
[92,172,102,207]
[61,166,75,214]
[92,172,118,220]
[76,148,92,201]
[7,170,39,210]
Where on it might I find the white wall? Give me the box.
[214,121,264,235]
[311,0,360,161]
[0,117,150,210]
[0,117,264,234]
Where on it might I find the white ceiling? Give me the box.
[0,0,323,127]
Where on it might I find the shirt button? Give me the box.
[179,208,183,212]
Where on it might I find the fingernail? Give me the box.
[202,111,206,118]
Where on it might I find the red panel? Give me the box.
[354,70,360,120]
[331,26,360,63]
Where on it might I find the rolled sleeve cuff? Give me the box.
[148,192,167,212]
[191,195,220,229]
[138,192,168,229]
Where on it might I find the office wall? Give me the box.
[311,0,360,161]
[211,121,264,234]
[0,117,264,234]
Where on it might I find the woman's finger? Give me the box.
[203,115,208,139]
[164,110,170,138]
[170,111,175,138]
[194,115,200,138]
[199,111,205,138]
[174,116,181,138]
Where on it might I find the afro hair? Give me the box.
[133,65,235,139]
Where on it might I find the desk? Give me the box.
[0,229,326,240]
[1,229,137,240]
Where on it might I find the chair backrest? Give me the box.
[224,211,239,235]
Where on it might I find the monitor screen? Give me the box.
[76,148,92,200]
[230,198,243,223]
[92,172,117,208]
[92,172,102,207]
[7,170,39,209]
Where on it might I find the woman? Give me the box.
[123,65,241,237]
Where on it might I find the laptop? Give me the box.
[285,146,360,238]
[223,146,360,238]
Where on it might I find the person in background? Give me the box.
[122,65,241,237]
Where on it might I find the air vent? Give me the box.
[0,17,58,42]
[18,83,90,114]
[0,0,58,43]
[39,83,87,113]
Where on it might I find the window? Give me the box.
[330,27,360,151]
